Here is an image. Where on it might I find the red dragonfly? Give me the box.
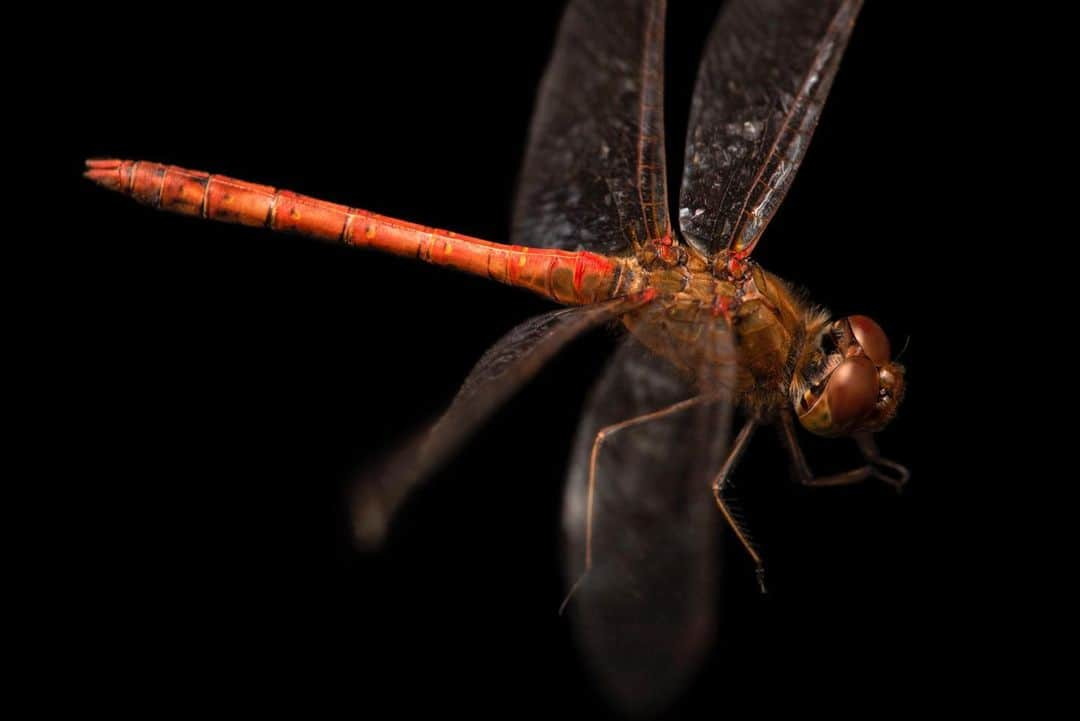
[86,0,907,712]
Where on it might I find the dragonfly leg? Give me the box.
[778,411,910,491]
[710,420,767,593]
[560,395,717,614]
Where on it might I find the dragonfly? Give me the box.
[86,0,908,713]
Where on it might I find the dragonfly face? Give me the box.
[795,315,905,437]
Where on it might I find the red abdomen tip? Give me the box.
[83,158,128,191]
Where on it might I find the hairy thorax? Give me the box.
[616,248,810,415]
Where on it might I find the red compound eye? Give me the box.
[847,315,891,365]
[823,356,879,428]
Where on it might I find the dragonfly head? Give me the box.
[793,315,905,437]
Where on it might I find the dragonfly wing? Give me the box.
[679,0,863,257]
[351,293,653,547]
[562,319,735,713]
[512,0,670,255]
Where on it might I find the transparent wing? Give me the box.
[679,0,862,256]
[351,293,652,546]
[562,315,735,714]
[512,0,670,255]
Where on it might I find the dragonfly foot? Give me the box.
[870,457,910,492]
[755,566,768,595]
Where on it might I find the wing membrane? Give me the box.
[351,294,650,546]
[512,0,670,255]
[679,0,862,256]
[562,317,735,713]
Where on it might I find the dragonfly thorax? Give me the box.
[620,252,810,416]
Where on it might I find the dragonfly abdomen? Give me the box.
[85,159,623,306]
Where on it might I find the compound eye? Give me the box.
[848,315,891,365]
[824,356,879,428]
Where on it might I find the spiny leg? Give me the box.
[710,419,766,592]
[778,410,909,491]
[560,395,717,614]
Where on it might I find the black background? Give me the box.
[54,1,997,716]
